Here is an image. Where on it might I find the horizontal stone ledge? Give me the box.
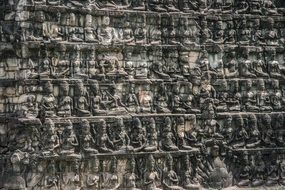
[232,147,285,153]
[217,112,285,116]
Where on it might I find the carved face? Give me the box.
[118,119,125,131]
[263,115,271,126]
[85,14,92,27]
[201,21,207,28]
[125,21,130,27]
[225,116,232,126]
[90,82,99,94]
[60,82,69,94]
[45,82,53,93]
[100,120,107,132]
[70,13,76,26]
[258,80,265,90]
[76,82,85,94]
[272,80,279,89]
[268,18,274,28]
[56,12,61,22]
[147,158,155,170]
[226,21,233,29]
[102,16,110,26]
[245,80,252,89]
[254,19,260,27]
[164,117,171,126]
[211,146,219,157]
[236,117,244,128]
[82,120,90,132]
[47,123,55,135]
[42,59,50,69]
[216,21,223,29]
[130,86,135,94]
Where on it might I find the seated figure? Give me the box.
[161,117,179,151]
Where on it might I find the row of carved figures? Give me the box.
[2,142,285,189]
[9,13,284,47]
[12,48,285,82]
[6,0,285,15]
[14,76,285,118]
[4,111,285,159]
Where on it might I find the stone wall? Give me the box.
[1,0,285,189]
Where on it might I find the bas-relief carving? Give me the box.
[1,0,285,189]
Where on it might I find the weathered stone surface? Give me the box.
[1,0,285,189]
